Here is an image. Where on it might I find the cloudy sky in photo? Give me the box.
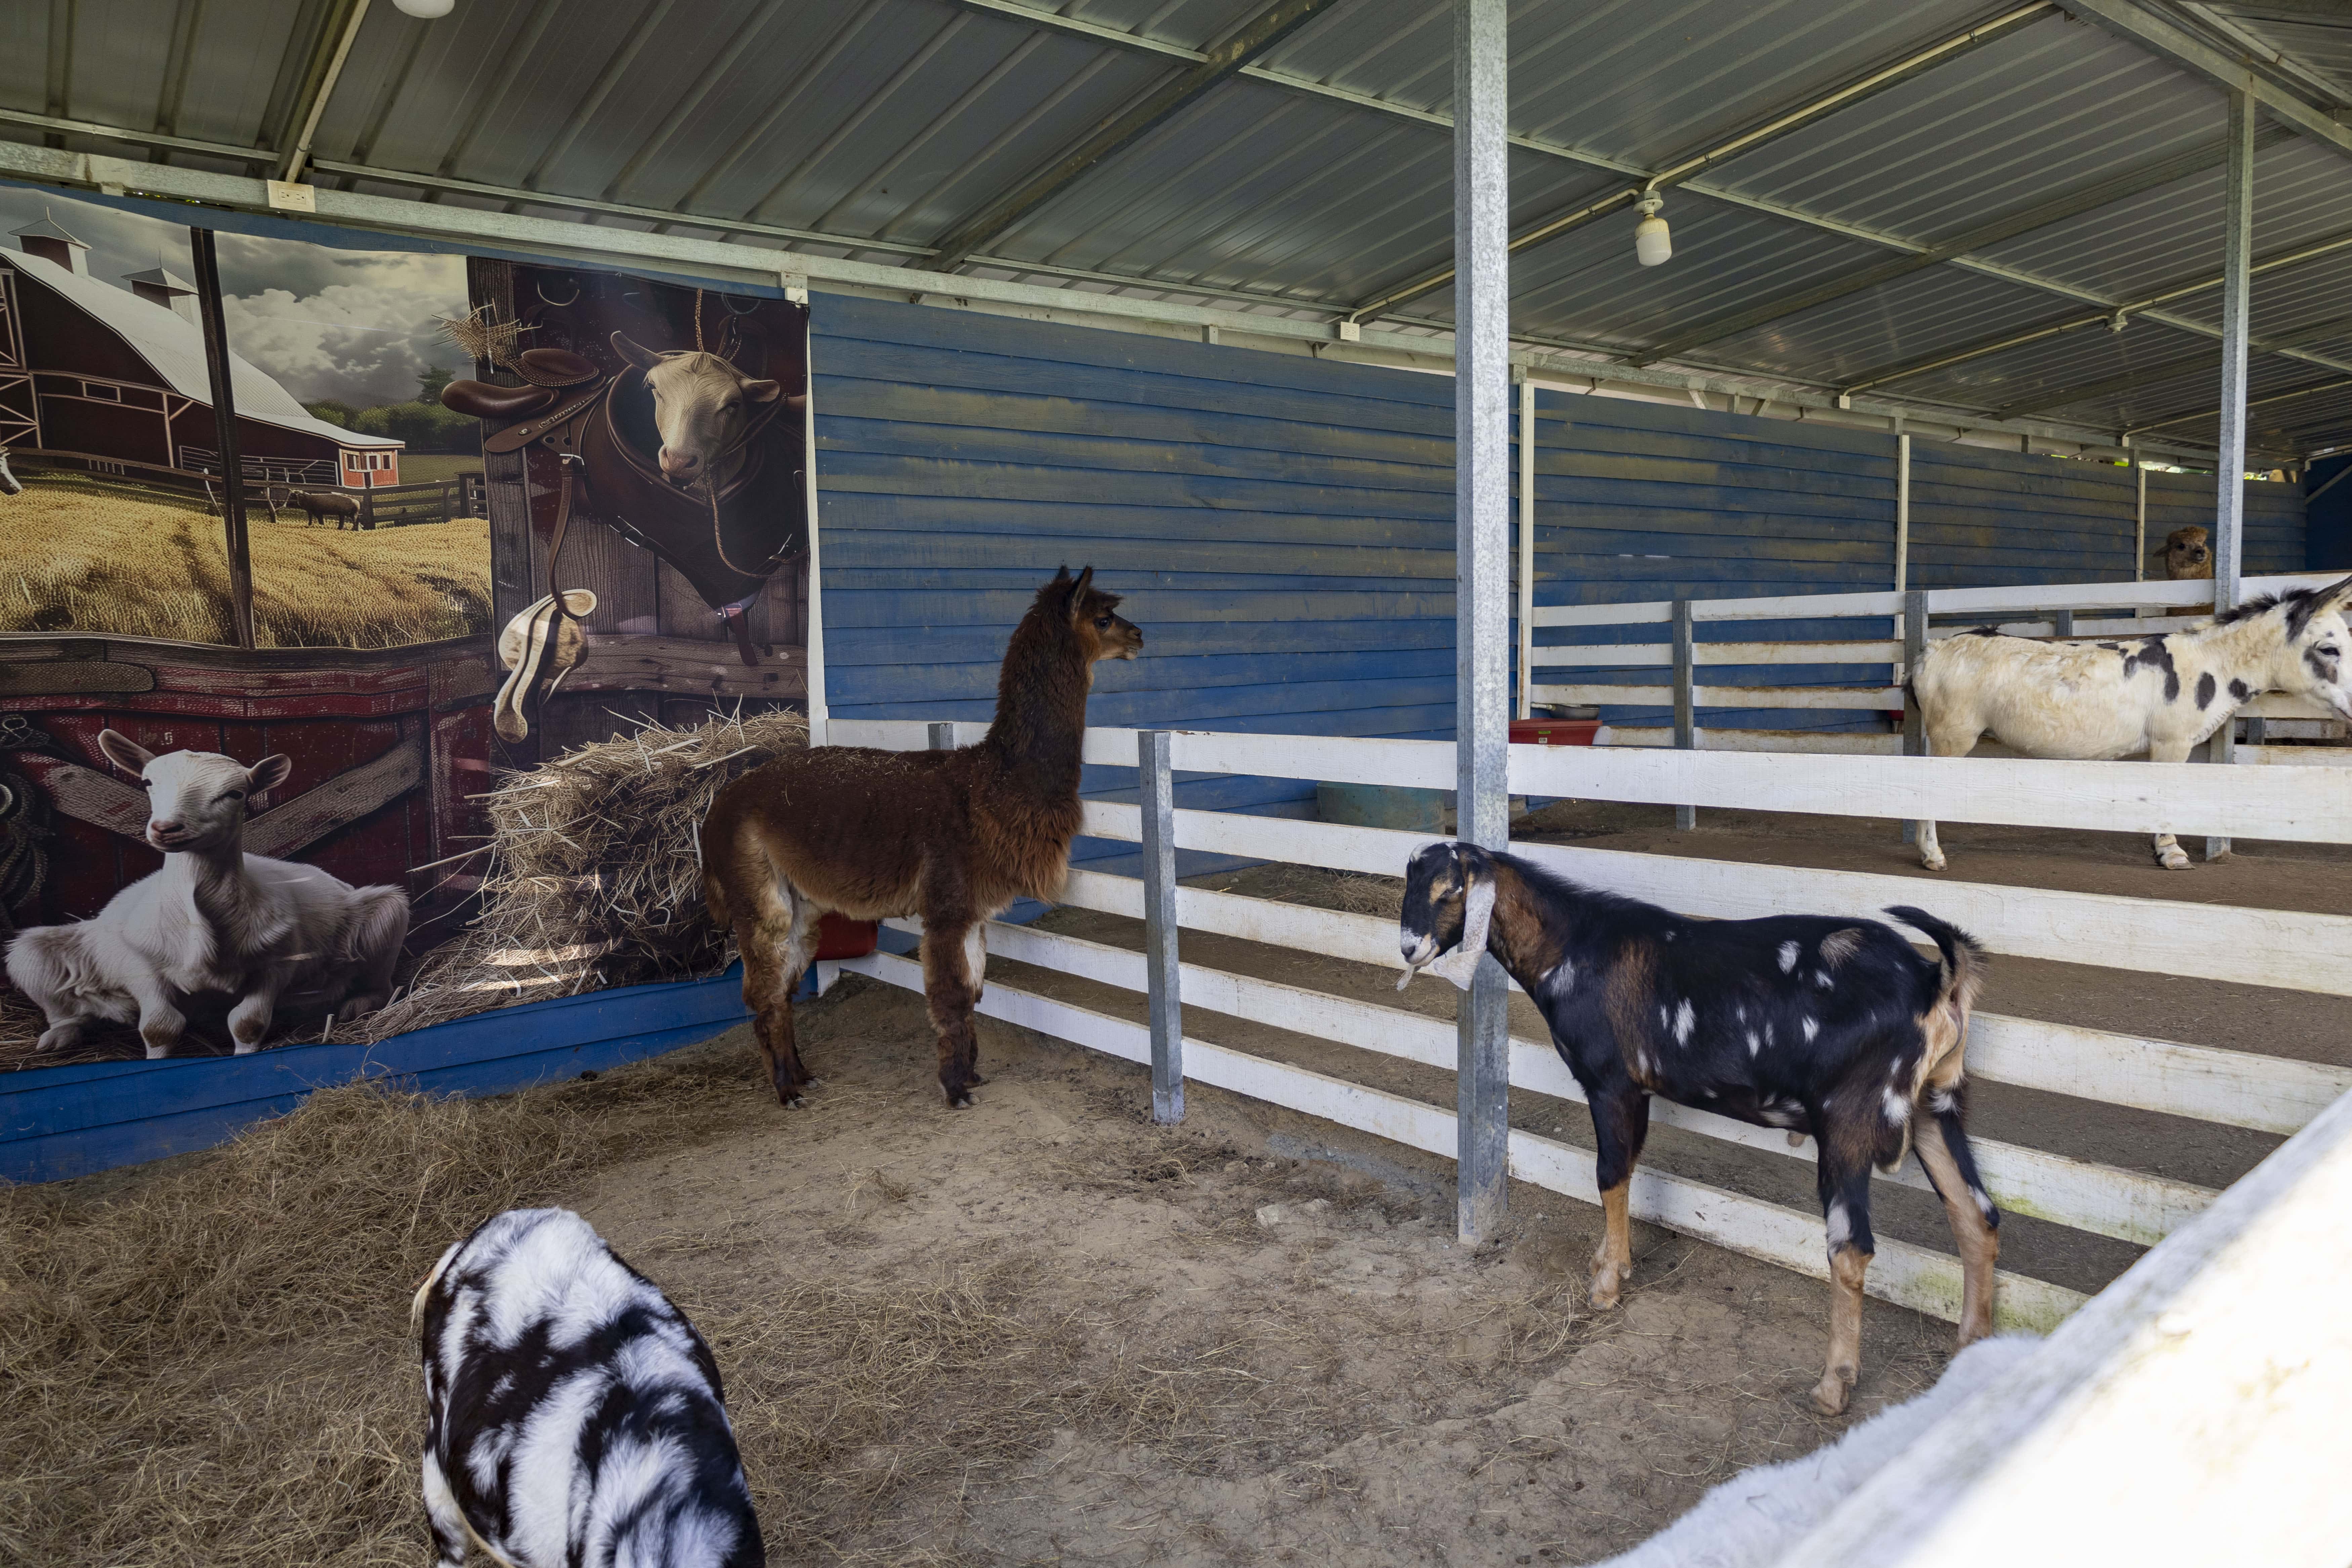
[0,185,469,409]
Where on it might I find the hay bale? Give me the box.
[330,706,807,1046]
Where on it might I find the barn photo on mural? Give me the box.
[0,192,814,1072]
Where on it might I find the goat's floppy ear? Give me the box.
[741,377,781,405]
[246,754,293,796]
[610,331,665,372]
[96,728,154,775]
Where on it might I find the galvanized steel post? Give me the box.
[1517,373,1537,722]
[1672,599,1696,831]
[1453,0,1511,1247]
[1138,729,1184,1124]
[1902,588,1927,843]
[927,722,957,751]
[2209,88,2254,861]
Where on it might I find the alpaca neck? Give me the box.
[983,620,1090,794]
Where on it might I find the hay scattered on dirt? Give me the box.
[329,705,809,1045]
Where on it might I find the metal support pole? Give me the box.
[927,721,957,751]
[1893,427,1911,711]
[2208,88,2254,862]
[2135,455,2148,584]
[1901,588,1927,842]
[1517,374,1537,721]
[2054,608,2075,639]
[1453,0,1511,1247]
[187,228,254,650]
[1138,729,1183,1124]
[1672,599,1696,830]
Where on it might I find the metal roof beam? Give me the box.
[0,105,275,164]
[1625,124,2293,368]
[923,0,1347,272]
[9,136,2280,461]
[1840,220,2352,392]
[2176,0,2352,109]
[1344,2,2055,324]
[1995,307,2352,417]
[2127,372,2352,434]
[2064,0,2352,158]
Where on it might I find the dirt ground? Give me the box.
[586,977,1963,1567]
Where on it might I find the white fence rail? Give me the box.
[820,717,2351,1336]
[1516,570,2351,762]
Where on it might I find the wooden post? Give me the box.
[1672,598,1696,830]
[361,470,377,531]
[187,228,254,649]
[1902,588,1927,844]
[1138,729,1183,1124]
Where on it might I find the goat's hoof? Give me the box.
[2159,855,2192,871]
[1811,1374,1854,1417]
[232,1042,259,1056]
[1588,1267,1626,1310]
[1919,855,1946,873]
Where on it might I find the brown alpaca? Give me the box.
[2163,525,2215,581]
[700,567,1143,1108]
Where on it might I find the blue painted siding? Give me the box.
[1527,390,2307,733]
[813,293,1465,872]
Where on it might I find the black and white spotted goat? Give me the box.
[1399,843,1998,1416]
[413,1207,763,1568]
[1911,572,2352,870]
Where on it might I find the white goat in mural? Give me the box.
[1911,575,2352,871]
[6,731,409,1057]
[0,448,21,497]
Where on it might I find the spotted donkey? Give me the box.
[1399,843,1997,1416]
[1910,573,2352,870]
[414,1208,762,1568]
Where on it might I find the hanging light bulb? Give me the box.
[1634,189,1672,267]
[392,0,454,17]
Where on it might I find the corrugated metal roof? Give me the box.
[3,0,2348,456]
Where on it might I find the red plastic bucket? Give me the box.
[1509,717,1601,747]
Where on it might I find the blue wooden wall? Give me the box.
[812,299,2309,778]
[812,293,1463,872]
[1528,389,2307,732]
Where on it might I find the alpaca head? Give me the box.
[2163,526,2213,580]
[1049,565,1143,665]
[97,729,291,853]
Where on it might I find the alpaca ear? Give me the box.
[1065,565,1096,619]
[97,728,155,774]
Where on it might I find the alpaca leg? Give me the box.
[737,898,821,1108]
[1814,1147,1878,1416]
[1914,1096,2001,1348]
[1586,1089,1650,1309]
[921,915,983,1108]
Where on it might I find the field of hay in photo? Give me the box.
[0,475,490,648]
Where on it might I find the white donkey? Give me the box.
[6,731,409,1056]
[611,332,780,493]
[1911,575,2352,871]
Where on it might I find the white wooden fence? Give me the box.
[1523,570,2350,762]
[817,719,2352,1338]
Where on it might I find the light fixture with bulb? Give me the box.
[1633,188,1672,267]
[392,0,455,17]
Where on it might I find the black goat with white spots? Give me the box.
[413,1207,763,1568]
[1399,842,1997,1415]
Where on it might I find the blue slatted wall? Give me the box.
[812,293,1461,874]
[812,299,2309,802]
[1529,389,2307,733]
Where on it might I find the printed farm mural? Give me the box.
[0,186,813,1070]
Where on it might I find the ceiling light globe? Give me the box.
[391,0,454,17]
[1634,215,1672,267]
